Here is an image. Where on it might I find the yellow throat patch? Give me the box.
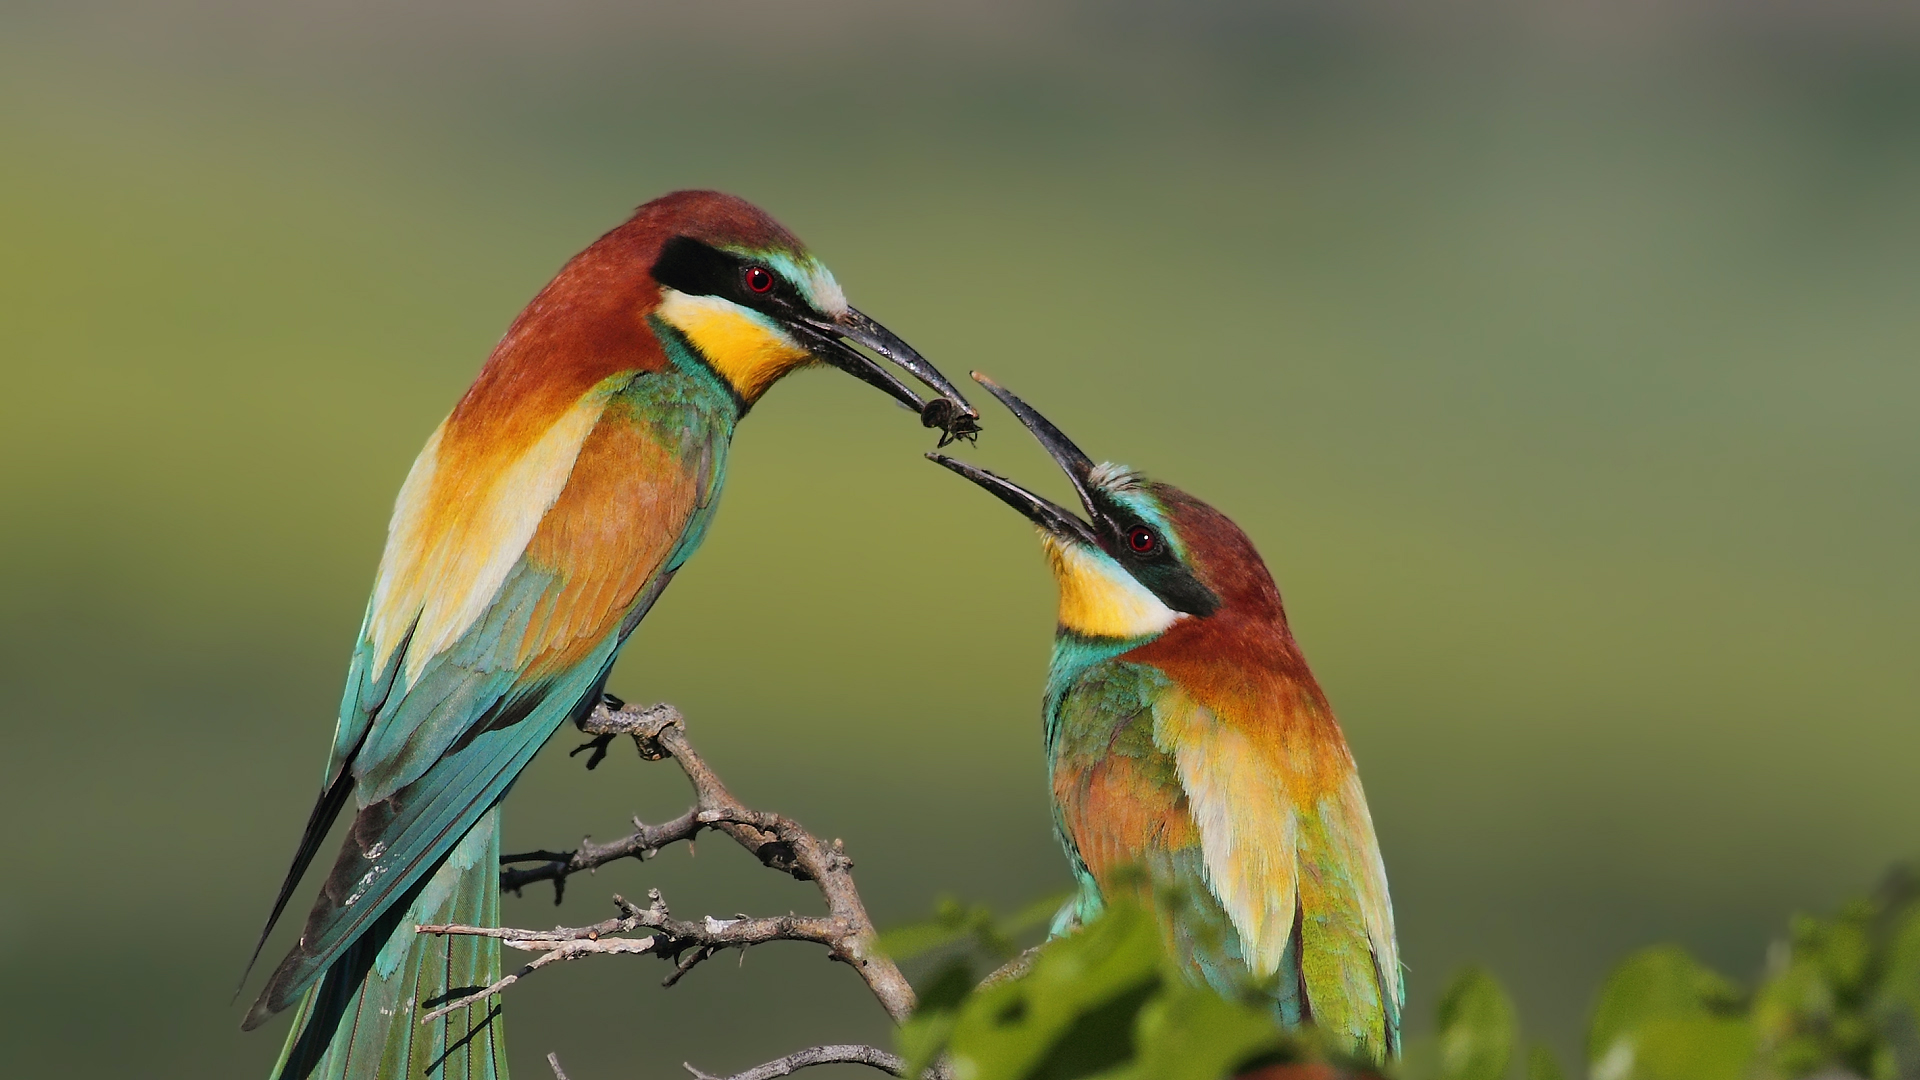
[656,290,814,404]
[1043,533,1183,639]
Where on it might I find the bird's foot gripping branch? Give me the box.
[418,701,932,1079]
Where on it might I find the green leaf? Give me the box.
[880,892,1072,966]
[900,891,1370,1080]
[879,921,979,963]
[880,895,993,961]
[898,1007,960,1080]
[1435,967,1516,1080]
[897,957,980,1079]
[1525,1044,1566,1080]
[1745,866,1920,1078]
[1587,947,1749,1080]
[1587,946,1744,1065]
[1000,892,1075,938]
[1806,904,1875,994]
[1598,1017,1751,1080]
[1104,980,1285,1080]
[941,900,1166,1080]
[920,957,983,1012]
[1879,900,1920,1010]
[1881,903,1920,1077]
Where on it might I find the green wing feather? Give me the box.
[1160,685,1401,1062]
[1043,657,1400,1061]
[270,810,506,1080]
[246,604,636,1029]
[1293,786,1402,1059]
[246,370,735,1078]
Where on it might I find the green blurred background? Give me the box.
[2,2,1916,1075]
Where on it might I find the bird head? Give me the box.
[932,374,1293,644]
[641,191,978,439]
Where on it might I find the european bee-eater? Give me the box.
[931,376,1401,1062]
[241,190,978,1080]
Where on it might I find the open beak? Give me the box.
[786,308,981,442]
[927,372,1102,548]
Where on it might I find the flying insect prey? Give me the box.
[930,375,1401,1062]
[241,191,978,1080]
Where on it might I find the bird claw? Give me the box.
[570,733,617,770]
[567,691,631,768]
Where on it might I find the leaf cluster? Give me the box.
[1396,864,1920,1080]
[881,864,1920,1080]
[891,894,1381,1080]
[1750,865,1920,1080]
[878,893,1064,974]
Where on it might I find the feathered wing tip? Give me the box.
[238,764,360,1002]
[1147,686,1400,1062]
[267,810,508,1080]
[1294,781,1401,1063]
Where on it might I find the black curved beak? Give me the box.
[927,372,1101,547]
[786,307,981,443]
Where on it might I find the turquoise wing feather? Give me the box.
[247,370,733,1079]
[269,810,506,1080]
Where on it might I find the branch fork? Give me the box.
[416,701,932,1078]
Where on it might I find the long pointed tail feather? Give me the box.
[240,765,360,1000]
[269,809,508,1080]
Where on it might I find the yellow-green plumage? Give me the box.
[933,377,1402,1062]
[241,190,975,1080]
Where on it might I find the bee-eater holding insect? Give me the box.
[930,376,1401,1062]
[240,190,979,1080]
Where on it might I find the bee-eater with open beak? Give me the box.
[930,376,1401,1063]
[240,190,978,1080]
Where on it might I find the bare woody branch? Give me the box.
[683,1044,913,1080]
[419,701,919,1024]
[499,808,699,904]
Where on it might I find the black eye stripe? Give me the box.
[652,236,738,298]
[1091,501,1218,616]
[652,236,795,311]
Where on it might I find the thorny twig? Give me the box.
[419,701,920,1030]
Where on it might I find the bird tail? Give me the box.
[266,808,509,1080]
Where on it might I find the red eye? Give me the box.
[744,266,775,294]
[1128,526,1157,554]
